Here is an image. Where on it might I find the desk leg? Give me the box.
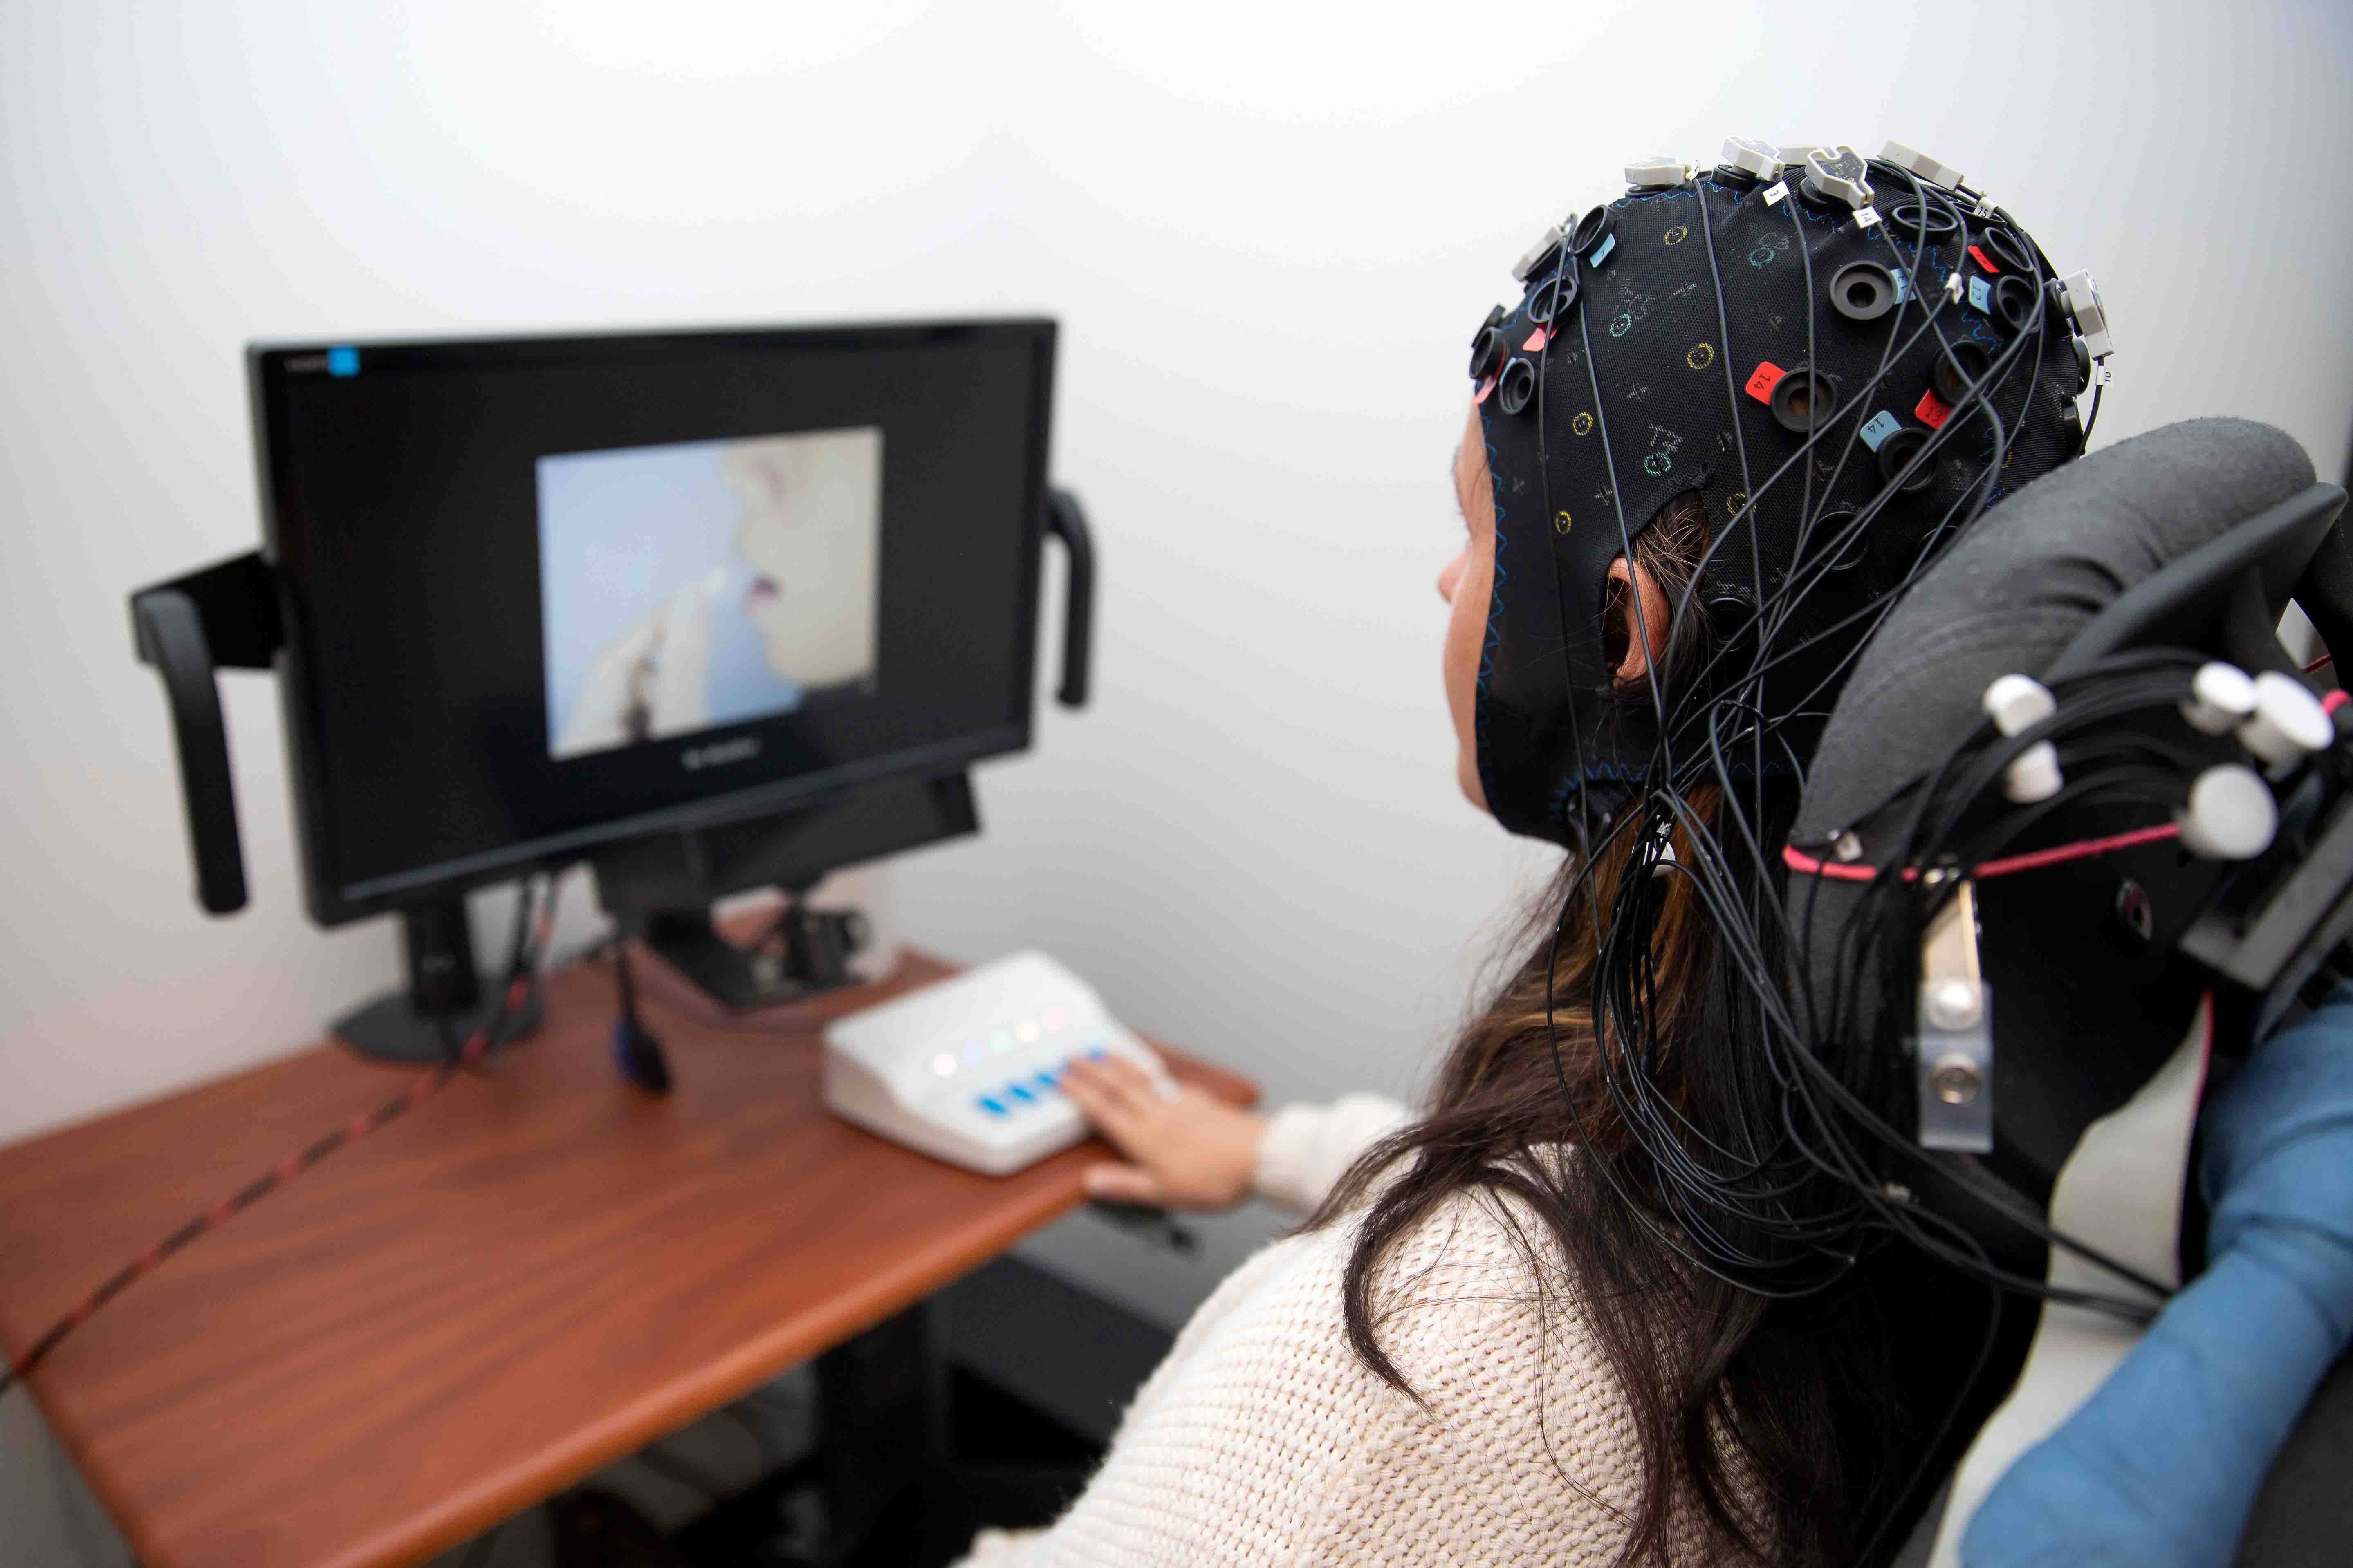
[813,1300,945,1564]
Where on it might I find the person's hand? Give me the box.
[555,587,711,757]
[1061,1053,1266,1212]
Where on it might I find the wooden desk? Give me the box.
[0,949,1253,1568]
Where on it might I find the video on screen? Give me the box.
[538,428,882,761]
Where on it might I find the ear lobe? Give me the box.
[1606,557,1673,684]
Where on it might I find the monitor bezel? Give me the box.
[247,317,1058,927]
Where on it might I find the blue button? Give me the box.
[326,346,359,376]
[1007,1082,1036,1104]
[1033,1071,1059,1093]
[976,1095,1006,1116]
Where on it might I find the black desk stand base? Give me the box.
[332,985,546,1065]
[332,897,546,1064]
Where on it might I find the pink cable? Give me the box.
[1783,821,2183,884]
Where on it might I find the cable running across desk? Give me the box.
[0,879,556,1400]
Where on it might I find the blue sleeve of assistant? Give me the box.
[1961,992,2353,1568]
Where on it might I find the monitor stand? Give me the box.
[332,897,546,1065]
[641,896,870,1011]
[593,771,979,1013]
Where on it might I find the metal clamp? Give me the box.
[1916,878,1994,1152]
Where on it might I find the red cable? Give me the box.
[0,919,550,1398]
[1783,821,2183,884]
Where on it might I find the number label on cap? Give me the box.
[1744,361,1787,403]
[1763,181,1789,206]
[1859,410,1903,450]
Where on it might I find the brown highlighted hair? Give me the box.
[1308,491,1912,1566]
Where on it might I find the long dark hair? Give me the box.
[1306,494,1924,1565]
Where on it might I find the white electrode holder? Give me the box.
[1880,139,1965,189]
[1983,673,2062,803]
[1721,136,1781,179]
[1624,155,1692,188]
[2175,764,2279,860]
[2238,671,2333,766]
[2058,269,2116,360]
[1511,224,1566,283]
[2180,661,2257,735]
[1800,146,1875,210]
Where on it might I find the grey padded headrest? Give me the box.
[1794,417,2316,842]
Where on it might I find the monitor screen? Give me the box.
[249,320,1056,924]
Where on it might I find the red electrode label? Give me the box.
[1914,388,1952,428]
[1968,244,1999,274]
[1745,361,1787,403]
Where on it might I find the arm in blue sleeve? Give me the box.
[1962,989,2353,1568]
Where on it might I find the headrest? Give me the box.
[1793,418,2316,844]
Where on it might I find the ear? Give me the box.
[1606,556,1672,684]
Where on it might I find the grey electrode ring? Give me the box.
[1876,426,1936,494]
[1978,223,2032,275]
[1993,274,2039,334]
[1933,341,1992,406]
[1527,267,1580,325]
[1888,200,1960,242]
[1817,507,1869,572]
[1770,365,1841,434]
[1570,204,1617,262]
[1829,261,1901,323]
[1469,304,1507,381]
[1496,357,1537,416]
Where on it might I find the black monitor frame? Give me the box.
[238,318,1060,928]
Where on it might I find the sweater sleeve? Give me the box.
[1250,1093,1410,1214]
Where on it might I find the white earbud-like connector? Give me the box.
[2175,764,2278,860]
[2236,671,2333,766]
[1983,674,2061,803]
[2179,661,2257,735]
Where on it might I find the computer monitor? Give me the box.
[134,319,1084,1058]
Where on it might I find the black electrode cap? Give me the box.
[1978,222,2033,274]
[1570,204,1617,261]
[1769,365,1841,434]
[1496,357,1537,416]
[1816,507,1869,572]
[1888,200,1960,241]
[1828,261,1900,323]
[1993,273,2039,334]
[1526,267,1580,324]
[1933,341,1992,406]
[2071,334,2093,394]
[1877,426,1936,494]
[1713,163,1762,189]
[1470,304,1504,349]
[1470,326,1507,382]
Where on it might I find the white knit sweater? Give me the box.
[952,1095,1728,1566]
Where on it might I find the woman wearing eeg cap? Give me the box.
[949,141,2174,1566]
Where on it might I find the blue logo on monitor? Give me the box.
[326,346,360,377]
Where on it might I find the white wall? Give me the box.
[4,2,2351,1560]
